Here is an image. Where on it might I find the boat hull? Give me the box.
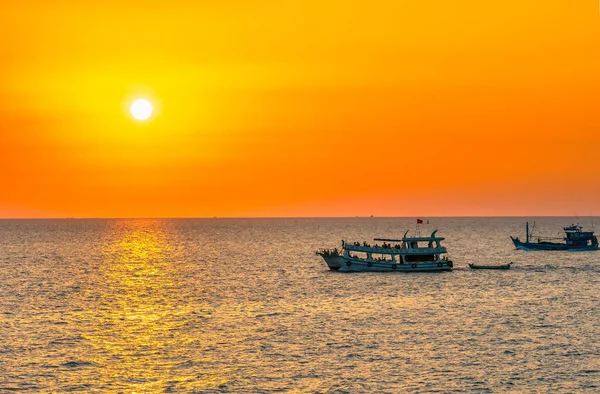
[511,237,598,251]
[469,263,511,270]
[332,258,453,272]
[318,254,344,270]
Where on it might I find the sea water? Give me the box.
[0,217,598,393]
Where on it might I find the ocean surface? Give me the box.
[0,217,599,393]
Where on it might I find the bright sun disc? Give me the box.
[130,98,153,120]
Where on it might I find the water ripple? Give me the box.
[0,218,599,392]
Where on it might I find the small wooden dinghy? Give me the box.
[469,262,513,270]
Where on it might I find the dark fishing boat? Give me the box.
[469,262,512,270]
[511,222,598,251]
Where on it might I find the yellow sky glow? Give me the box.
[1,1,599,217]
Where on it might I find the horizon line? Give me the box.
[1,215,599,220]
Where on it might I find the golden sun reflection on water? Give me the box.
[75,220,224,392]
[2,218,599,392]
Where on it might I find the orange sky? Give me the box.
[1,1,599,218]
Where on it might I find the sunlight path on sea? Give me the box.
[60,220,226,392]
[1,218,599,392]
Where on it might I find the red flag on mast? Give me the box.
[417,219,423,224]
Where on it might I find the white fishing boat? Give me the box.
[316,230,453,272]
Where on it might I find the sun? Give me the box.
[130,98,153,120]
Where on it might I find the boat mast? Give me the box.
[526,222,529,243]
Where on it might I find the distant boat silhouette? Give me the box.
[511,222,598,251]
[469,262,512,270]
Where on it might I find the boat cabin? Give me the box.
[341,230,449,265]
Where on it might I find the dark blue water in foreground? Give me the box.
[0,217,599,393]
